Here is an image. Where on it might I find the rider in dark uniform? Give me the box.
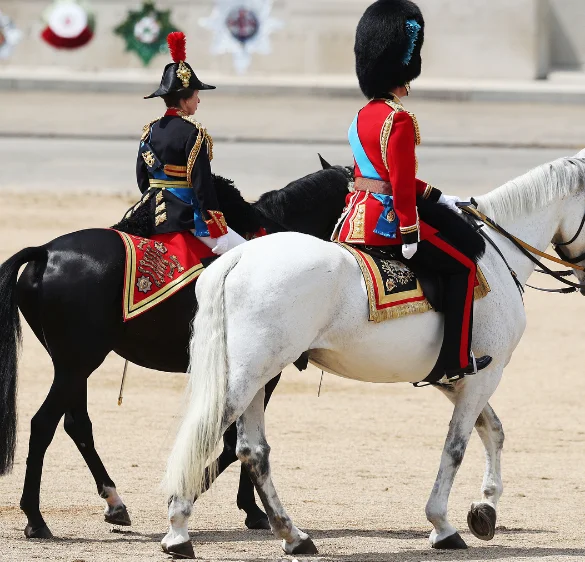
[126,31,244,255]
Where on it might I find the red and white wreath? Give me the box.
[41,0,95,49]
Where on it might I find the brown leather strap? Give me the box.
[354,177,393,195]
[463,206,585,272]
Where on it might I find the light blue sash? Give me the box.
[348,113,382,180]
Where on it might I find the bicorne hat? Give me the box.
[355,0,424,99]
[145,32,215,99]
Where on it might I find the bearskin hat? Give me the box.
[355,0,425,99]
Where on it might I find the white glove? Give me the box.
[402,243,418,260]
[439,194,463,214]
[212,234,230,255]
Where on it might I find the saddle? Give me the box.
[338,243,490,323]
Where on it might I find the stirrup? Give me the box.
[444,353,492,382]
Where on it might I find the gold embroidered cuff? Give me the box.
[422,184,442,202]
[400,221,419,245]
[400,224,419,235]
[205,210,228,238]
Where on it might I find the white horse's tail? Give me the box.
[164,250,242,500]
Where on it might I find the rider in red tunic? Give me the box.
[334,0,491,379]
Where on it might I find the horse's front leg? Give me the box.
[426,367,503,549]
[436,385,504,542]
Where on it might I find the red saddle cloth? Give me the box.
[115,231,214,321]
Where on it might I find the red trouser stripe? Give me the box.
[426,234,477,368]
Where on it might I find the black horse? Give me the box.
[0,164,351,540]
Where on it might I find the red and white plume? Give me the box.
[167,31,186,62]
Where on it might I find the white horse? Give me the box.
[162,153,585,558]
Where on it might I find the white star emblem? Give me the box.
[199,0,283,74]
[136,275,153,294]
[0,10,22,60]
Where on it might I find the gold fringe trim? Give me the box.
[371,300,433,323]
[474,266,491,300]
[141,118,161,141]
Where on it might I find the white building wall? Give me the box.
[549,0,585,70]
[0,0,570,80]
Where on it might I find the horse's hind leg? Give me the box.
[236,388,317,555]
[20,373,83,538]
[195,375,281,530]
[425,367,503,550]
[63,388,131,527]
[436,385,503,542]
[237,373,280,529]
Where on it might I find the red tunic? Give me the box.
[334,97,441,246]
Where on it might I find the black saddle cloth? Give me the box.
[361,245,444,311]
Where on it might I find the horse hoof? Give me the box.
[24,524,53,539]
[467,502,496,541]
[291,537,319,555]
[432,532,467,550]
[162,540,195,559]
[245,514,271,530]
[105,505,132,526]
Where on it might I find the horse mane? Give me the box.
[211,174,262,236]
[113,168,351,240]
[476,156,585,223]
[252,167,351,235]
[111,174,261,238]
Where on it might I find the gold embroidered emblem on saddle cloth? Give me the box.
[338,243,490,323]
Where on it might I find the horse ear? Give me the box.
[318,153,332,170]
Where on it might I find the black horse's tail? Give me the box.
[0,246,46,475]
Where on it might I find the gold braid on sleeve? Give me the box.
[380,112,396,171]
[407,111,421,146]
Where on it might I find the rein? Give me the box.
[461,201,585,294]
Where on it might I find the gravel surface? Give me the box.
[1,194,585,561]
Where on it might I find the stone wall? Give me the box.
[549,0,585,71]
[0,0,566,80]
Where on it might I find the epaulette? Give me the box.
[140,118,161,141]
[385,98,420,145]
[181,116,214,162]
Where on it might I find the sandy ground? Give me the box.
[2,194,585,562]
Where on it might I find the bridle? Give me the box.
[462,200,585,294]
[554,209,585,265]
